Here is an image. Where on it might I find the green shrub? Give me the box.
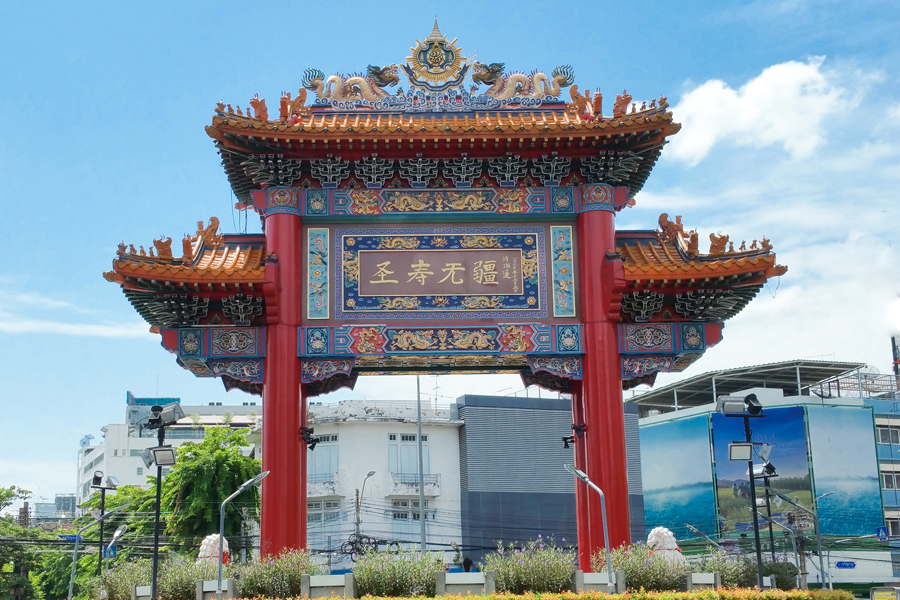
[86,556,239,600]
[482,537,576,594]
[86,559,151,600]
[696,548,756,588]
[592,542,691,591]
[353,550,445,597]
[763,555,800,590]
[236,549,319,597]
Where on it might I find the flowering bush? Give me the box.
[592,542,691,591]
[87,556,238,600]
[353,550,445,597]
[222,589,854,600]
[482,537,576,594]
[236,549,320,597]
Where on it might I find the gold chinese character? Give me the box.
[407,259,433,285]
[369,261,399,284]
[473,260,499,285]
[439,262,465,285]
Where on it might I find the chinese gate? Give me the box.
[105,22,786,570]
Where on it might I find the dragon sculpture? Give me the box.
[471,62,574,99]
[303,64,400,102]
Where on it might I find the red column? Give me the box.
[261,209,306,555]
[571,380,591,571]
[576,208,631,559]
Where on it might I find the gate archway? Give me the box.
[105,22,786,569]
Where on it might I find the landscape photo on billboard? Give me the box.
[711,406,813,535]
[640,414,718,540]
[806,405,883,536]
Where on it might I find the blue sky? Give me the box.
[1,0,899,509]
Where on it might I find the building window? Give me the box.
[878,427,900,445]
[137,467,143,476]
[389,434,397,441]
[389,435,430,480]
[130,449,141,457]
[308,434,338,483]
[884,472,897,490]
[887,518,900,537]
[82,482,90,498]
[308,500,342,548]
[391,499,428,520]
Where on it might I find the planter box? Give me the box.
[686,572,721,590]
[195,579,236,600]
[435,570,496,595]
[572,569,626,594]
[301,573,358,598]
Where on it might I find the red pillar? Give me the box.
[571,380,592,571]
[261,208,306,555]
[576,208,631,559]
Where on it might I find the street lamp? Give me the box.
[355,470,376,535]
[67,506,124,600]
[764,485,828,590]
[104,524,127,574]
[565,464,614,593]
[718,393,766,588]
[144,402,185,600]
[217,471,269,599]
[90,471,119,576]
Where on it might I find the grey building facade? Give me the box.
[454,394,644,562]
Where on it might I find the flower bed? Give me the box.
[224,588,853,600]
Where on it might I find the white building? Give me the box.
[249,399,463,569]
[76,392,259,511]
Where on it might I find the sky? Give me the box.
[1,0,899,511]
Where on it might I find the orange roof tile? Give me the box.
[618,238,787,282]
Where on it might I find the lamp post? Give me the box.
[355,470,376,535]
[218,471,269,600]
[67,506,123,600]
[416,375,426,552]
[143,402,185,600]
[719,393,766,588]
[104,524,127,575]
[751,510,800,588]
[764,486,828,589]
[90,471,119,576]
[565,464,614,593]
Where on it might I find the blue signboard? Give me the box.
[835,561,856,569]
[58,534,82,542]
[878,526,889,542]
[103,545,117,559]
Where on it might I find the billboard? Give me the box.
[806,405,883,536]
[640,415,718,539]
[711,406,813,534]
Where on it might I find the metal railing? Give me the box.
[308,472,336,483]
[391,473,440,484]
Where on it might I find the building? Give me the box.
[629,358,900,587]
[456,394,644,563]
[249,398,463,570]
[248,393,643,569]
[76,392,259,511]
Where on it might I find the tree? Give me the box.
[0,486,40,599]
[161,427,260,551]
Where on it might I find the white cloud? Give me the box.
[668,57,854,165]
[0,290,93,313]
[0,318,151,338]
